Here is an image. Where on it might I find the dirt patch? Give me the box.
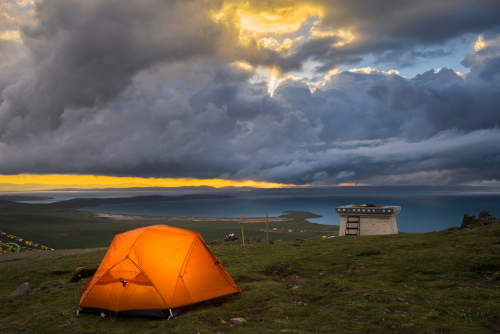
[286,274,310,284]
[357,251,382,256]
[262,263,291,276]
[197,315,218,327]
[490,317,500,334]
[422,328,452,334]
[39,279,64,290]
[235,275,259,283]
[0,248,108,268]
[48,269,72,275]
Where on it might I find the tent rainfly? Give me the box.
[79,225,240,318]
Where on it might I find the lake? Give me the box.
[70,187,500,233]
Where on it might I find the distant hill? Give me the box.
[0,195,53,201]
[47,194,233,209]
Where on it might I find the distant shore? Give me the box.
[90,212,288,223]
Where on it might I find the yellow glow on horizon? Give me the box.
[337,183,368,186]
[0,174,293,192]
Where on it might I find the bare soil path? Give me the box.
[0,247,107,268]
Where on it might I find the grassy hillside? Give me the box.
[45,194,233,209]
[0,203,336,249]
[1,223,499,333]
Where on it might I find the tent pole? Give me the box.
[266,212,269,244]
[240,213,245,246]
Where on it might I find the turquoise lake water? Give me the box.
[75,187,500,233]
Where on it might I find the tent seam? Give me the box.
[126,226,153,257]
[201,237,240,290]
[170,236,197,305]
[83,226,152,302]
[80,258,127,309]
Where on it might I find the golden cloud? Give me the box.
[212,1,322,39]
[0,174,292,191]
[0,30,21,42]
[474,35,487,51]
[309,22,355,47]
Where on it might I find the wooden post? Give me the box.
[240,213,245,246]
[266,212,269,244]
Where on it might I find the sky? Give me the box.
[1,0,500,191]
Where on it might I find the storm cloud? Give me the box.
[1,0,500,186]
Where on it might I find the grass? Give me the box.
[1,223,500,333]
[0,204,337,249]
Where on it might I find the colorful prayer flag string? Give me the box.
[0,230,54,255]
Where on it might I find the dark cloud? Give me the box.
[286,0,500,72]
[2,53,500,185]
[0,0,234,142]
[1,0,500,186]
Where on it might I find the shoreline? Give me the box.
[89,212,289,223]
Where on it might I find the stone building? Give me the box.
[335,205,401,236]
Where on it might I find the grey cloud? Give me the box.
[0,0,232,142]
[2,52,500,186]
[336,171,355,179]
[1,0,500,186]
[284,1,500,72]
[318,0,500,44]
[366,74,421,111]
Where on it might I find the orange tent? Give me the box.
[79,225,240,318]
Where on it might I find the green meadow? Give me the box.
[1,222,499,333]
[0,200,337,249]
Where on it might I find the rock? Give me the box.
[478,211,493,221]
[251,237,261,242]
[230,317,246,324]
[364,293,370,297]
[268,239,274,244]
[39,280,64,290]
[210,239,221,245]
[244,238,250,243]
[9,282,30,297]
[48,270,72,275]
[223,233,239,242]
[295,238,303,243]
[68,267,98,283]
[478,211,499,225]
[461,214,483,230]
[289,285,301,290]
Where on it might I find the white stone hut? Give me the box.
[335,205,401,236]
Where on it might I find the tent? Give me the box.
[79,225,240,318]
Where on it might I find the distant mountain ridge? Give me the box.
[0,195,54,201]
[48,194,233,209]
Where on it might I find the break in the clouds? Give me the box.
[0,0,500,186]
